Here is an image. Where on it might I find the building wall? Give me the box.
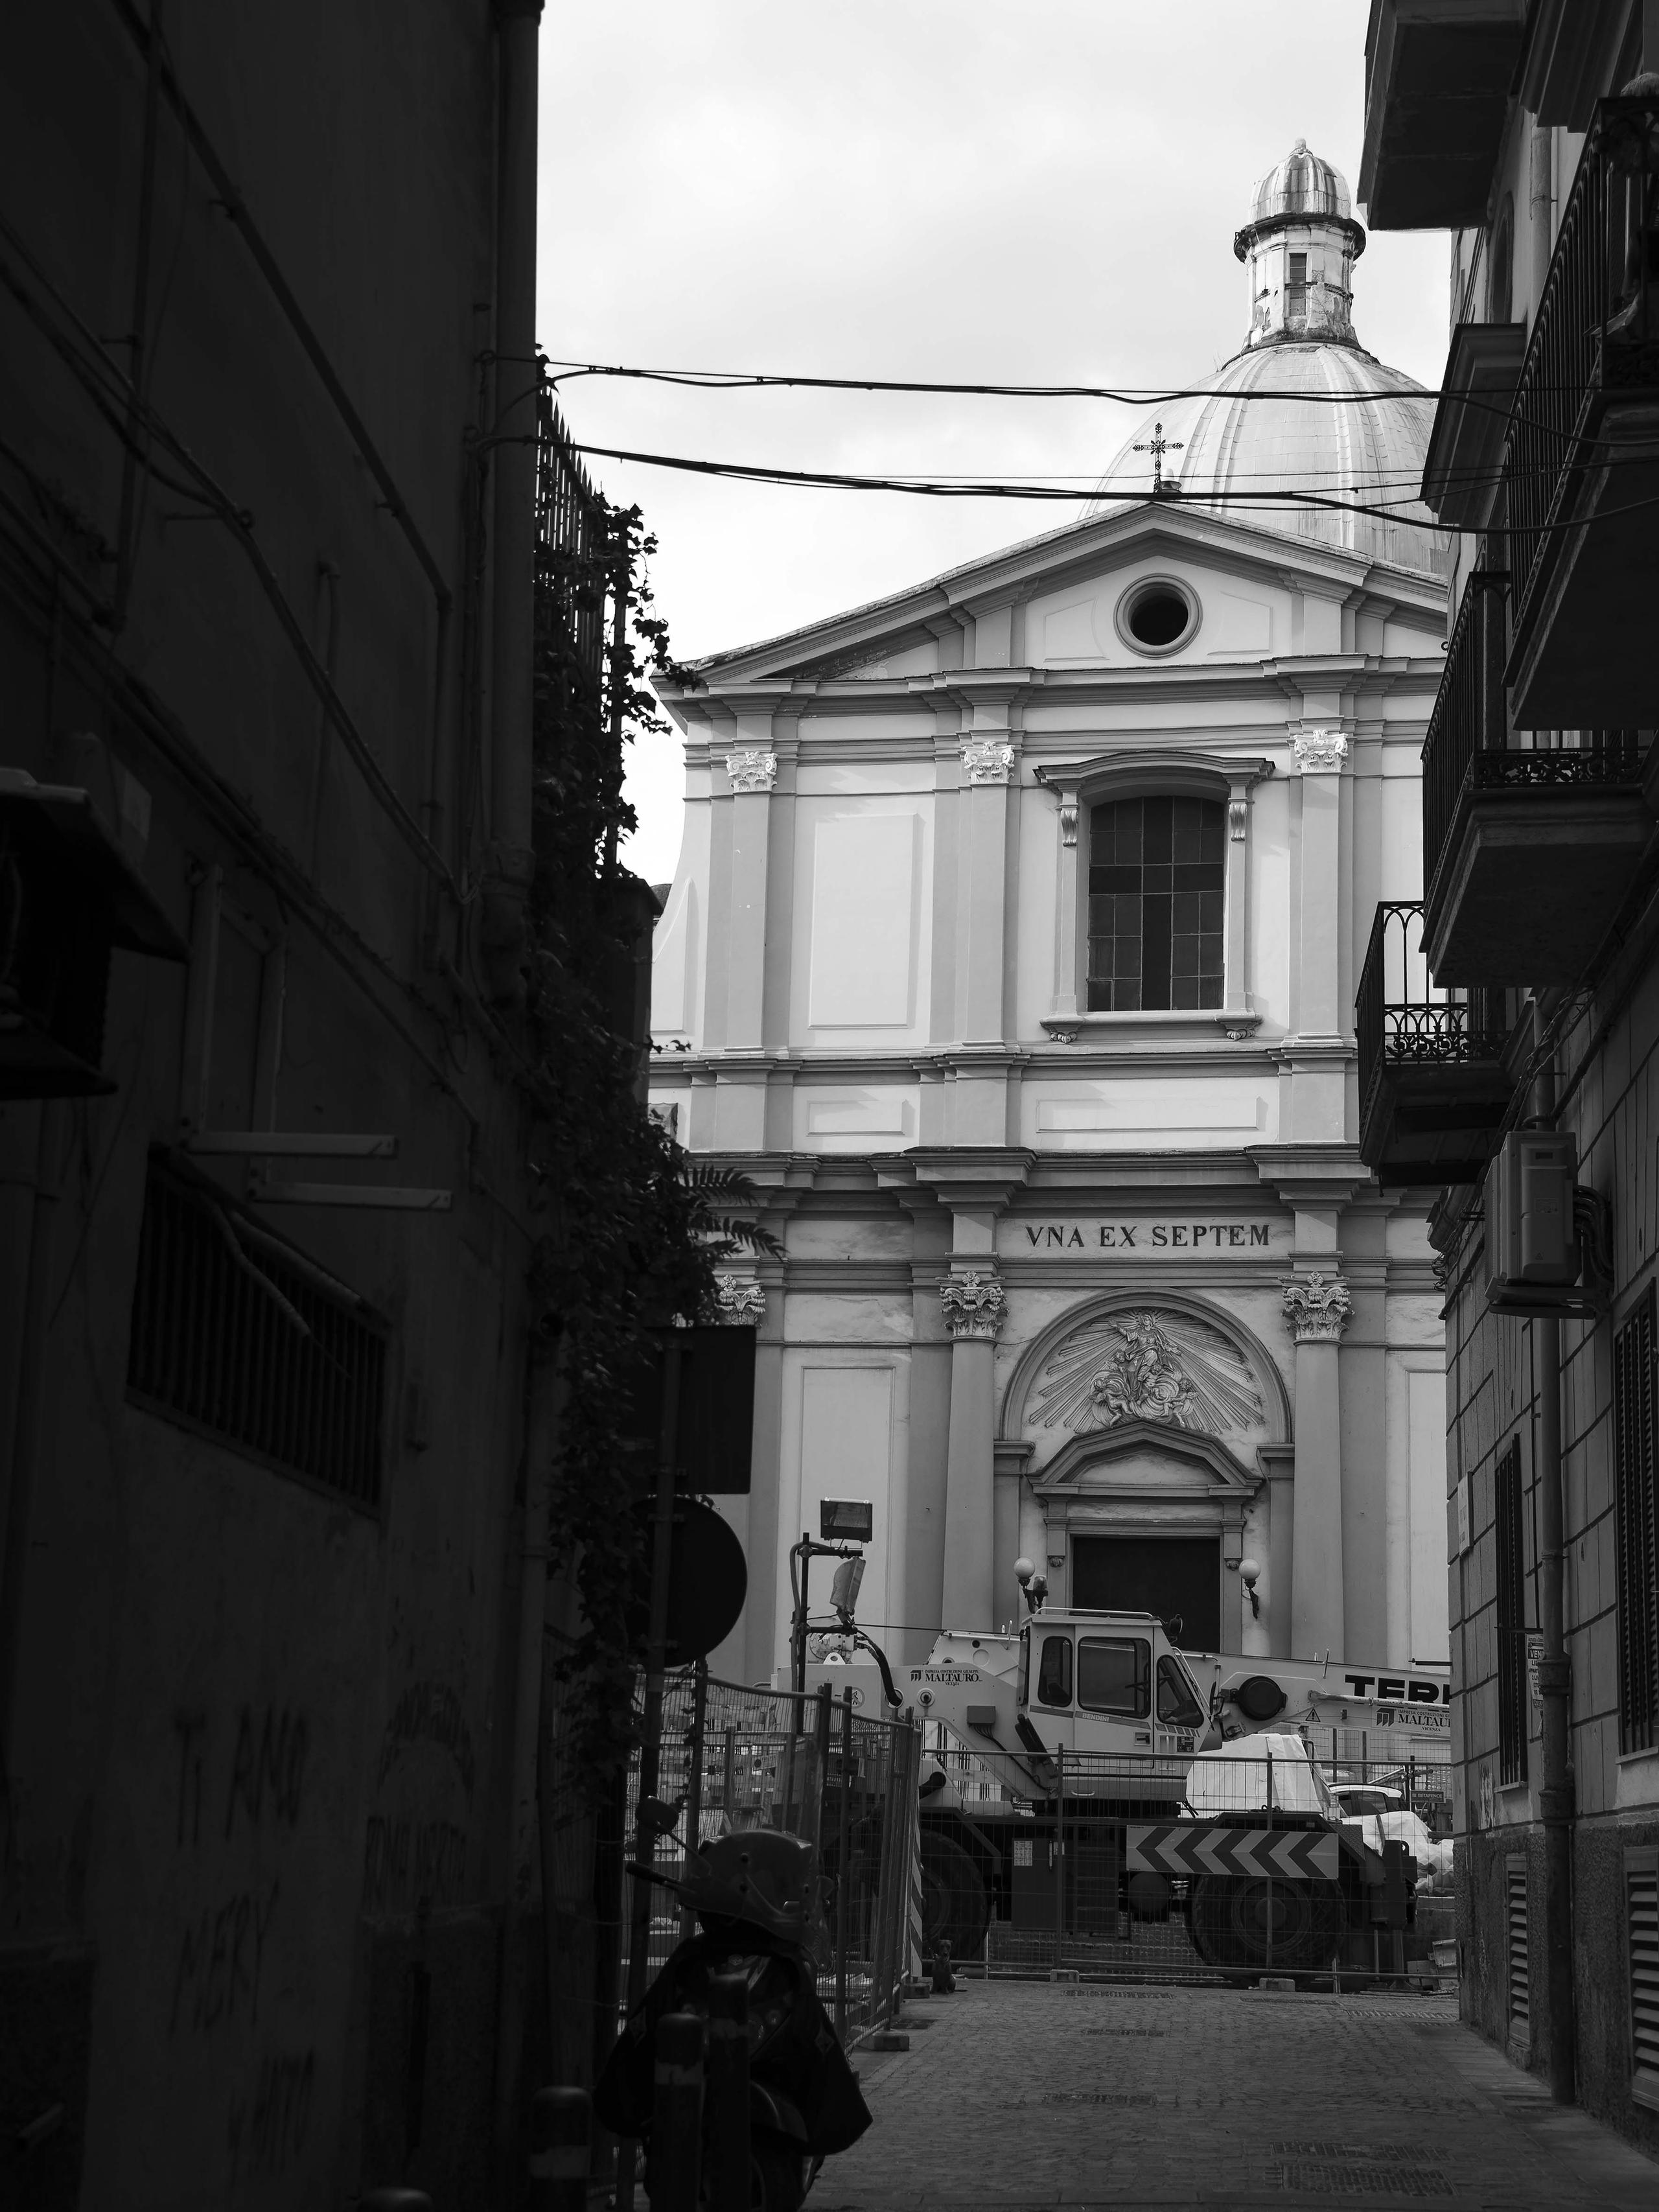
[1411,6,1659,2145]
[1445,972,1659,2150]
[0,10,547,2206]
[653,493,1454,1689]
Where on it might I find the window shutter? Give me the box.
[1629,1847,1659,2112]
[126,1152,387,1509]
[1507,1856,1530,2045]
[1495,1439,1527,1786]
[1614,1287,1659,1754]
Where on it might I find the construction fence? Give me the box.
[923,1734,1455,1988]
[616,1669,925,2047]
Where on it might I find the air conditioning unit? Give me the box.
[1484,1129,1599,1318]
[0,765,187,1099]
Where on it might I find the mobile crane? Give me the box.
[804,1563,1442,1977]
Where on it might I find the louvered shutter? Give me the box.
[1614,1288,1659,1754]
[1507,1856,1529,2045]
[1495,1439,1527,1786]
[1629,1848,1659,2111]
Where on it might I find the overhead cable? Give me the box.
[546,356,1534,425]
[565,439,1659,537]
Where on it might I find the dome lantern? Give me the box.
[1233,139,1368,353]
[1084,142,1443,578]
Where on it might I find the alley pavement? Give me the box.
[818,1978,1659,2211]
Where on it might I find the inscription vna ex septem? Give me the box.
[1002,1218,1284,1254]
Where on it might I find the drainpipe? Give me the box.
[1527,125,1553,329]
[0,1102,65,1780]
[1531,1003,1575,2104]
[493,1331,561,2174]
[481,0,544,1005]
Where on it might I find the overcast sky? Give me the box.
[535,0,1450,888]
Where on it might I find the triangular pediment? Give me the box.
[689,499,1444,688]
[1032,1417,1260,1499]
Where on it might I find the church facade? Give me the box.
[649,146,1454,1686]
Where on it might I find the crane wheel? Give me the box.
[919,1830,990,1958]
[1188,1873,1344,1972]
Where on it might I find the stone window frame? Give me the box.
[1034,749,1273,1040]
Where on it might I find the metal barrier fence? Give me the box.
[614,1670,923,2049]
[920,1735,1453,1989]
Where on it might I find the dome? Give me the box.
[1084,142,1444,577]
[1250,138,1352,224]
[1085,347,1442,574]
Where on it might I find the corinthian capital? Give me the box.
[725,749,778,793]
[940,1269,1006,1340]
[960,739,1014,786]
[1281,1271,1352,1343]
[1292,728,1349,774]
[713,1274,766,1325]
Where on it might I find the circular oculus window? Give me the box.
[1115,577,1200,657]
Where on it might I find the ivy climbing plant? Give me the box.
[524,450,774,1791]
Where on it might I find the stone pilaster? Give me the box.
[1281,1267,1352,1660]
[939,1269,1006,1631]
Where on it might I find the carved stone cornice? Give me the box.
[940,1270,1007,1340]
[1033,751,1272,847]
[725,750,778,793]
[1281,1271,1352,1343]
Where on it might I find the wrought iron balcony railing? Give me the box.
[1421,569,1506,892]
[1421,569,1646,902]
[1502,91,1659,653]
[1357,901,1511,1176]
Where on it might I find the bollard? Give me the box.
[704,1972,750,2212]
[649,2010,704,2212]
[529,2085,592,2211]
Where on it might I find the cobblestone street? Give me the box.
[820,1980,1659,2211]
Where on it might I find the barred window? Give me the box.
[1495,1438,1527,1787]
[126,1151,387,1509]
[1087,795,1224,1012]
[1615,1287,1659,1754]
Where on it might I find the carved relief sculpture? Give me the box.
[960,739,1015,787]
[713,1274,766,1325]
[725,750,778,793]
[1291,728,1349,774]
[1281,1271,1352,1342]
[1031,1307,1264,1436]
[940,1270,1007,1339]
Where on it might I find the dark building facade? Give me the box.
[1358,0,1659,2151]
[0,7,644,2204]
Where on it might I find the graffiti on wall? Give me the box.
[364,1679,474,1918]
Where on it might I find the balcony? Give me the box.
[1358,903,1512,1186]
[1420,571,1650,984]
[1502,91,1659,729]
[1358,1,1529,231]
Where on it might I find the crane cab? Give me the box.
[1017,1610,1212,1760]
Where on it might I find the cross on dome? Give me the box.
[1131,420,1183,496]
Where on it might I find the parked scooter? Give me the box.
[596,1829,871,2210]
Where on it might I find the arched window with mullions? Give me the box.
[1087,795,1225,1012]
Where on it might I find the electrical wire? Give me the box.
[544,357,1532,424]
[0,211,457,894]
[564,437,1659,539]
